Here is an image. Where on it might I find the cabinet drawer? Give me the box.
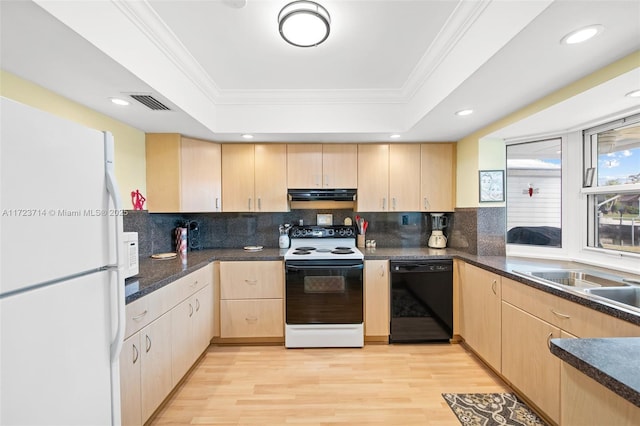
[171,263,212,305]
[502,278,639,338]
[220,261,283,299]
[125,284,172,339]
[220,299,283,338]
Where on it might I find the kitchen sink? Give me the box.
[583,287,640,309]
[514,270,629,289]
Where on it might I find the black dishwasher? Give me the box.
[390,260,453,343]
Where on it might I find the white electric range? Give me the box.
[283,225,364,348]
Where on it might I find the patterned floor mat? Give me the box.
[442,393,548,426]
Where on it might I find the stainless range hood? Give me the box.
[288,189,357,209]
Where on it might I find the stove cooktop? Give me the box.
[284,225,363,260]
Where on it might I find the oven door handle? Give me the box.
[286,264,364,271]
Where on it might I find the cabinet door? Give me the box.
[254,144,288,212]
[502,302,560,423]
[357,144,389,212]
[194,283,214,355]
[222,144,255,212]
[170,297,196,387]
[420,143,454,212]
[561,362,640,426]
[287,144,322,188]
[180,137,221,212]
[140,313,173,422]
[389,144,421,211]
[459,263,501,370]
[322,144,357,188]
[145,134,181,212]
[120,334,142,426]
[364,260,389,338]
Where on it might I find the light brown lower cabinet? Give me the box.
[459,263,502,371]
[219,261,284,340]
[501,302,567,423]
[364,260,389,339]
[561,362,640,426]
[119,312,173,426]
[120,265,214,425]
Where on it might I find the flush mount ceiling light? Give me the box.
[278,1,331,47]
[560,24,604,45]
[241,134,254,139]
[455,109,473,116]
[625,89,640,98]
[390,134,401,139]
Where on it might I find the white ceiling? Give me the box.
[1,0,639,143]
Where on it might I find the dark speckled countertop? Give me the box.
[550,337,640,408]
[124,246,640,406]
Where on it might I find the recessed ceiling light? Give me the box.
[390,134,401,139]
[560,25,603,45]
[110,97,129,106]
[625,89,640,98]
[241,134,254,139]
[455,109,473,116]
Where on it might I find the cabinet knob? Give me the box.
[245,279,258,285]
[132,344,139,364]
[245,316,258,323]
[132,310,148,321]
[546,332,554,349]
[145,335,152,353]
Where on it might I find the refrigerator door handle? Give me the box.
[105,131,125,426]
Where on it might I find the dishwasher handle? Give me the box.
[390,261,453,273]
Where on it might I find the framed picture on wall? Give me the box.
[479,170,505,202]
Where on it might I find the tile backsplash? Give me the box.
[124,207,505,257]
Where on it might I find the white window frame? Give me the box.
[579,114,640,269]
[504,116,640,274]
[505,135,569,260]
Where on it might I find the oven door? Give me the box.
[285,259,363,325]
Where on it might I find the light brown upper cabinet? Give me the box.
[222,144,288,212]
[420,143,455,212]
[146,134,221,213]
[357,144,420,212]
[287,144,357,189]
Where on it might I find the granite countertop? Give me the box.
[550,337,640,408]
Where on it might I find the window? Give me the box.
[506,138,562,247]
[584,115,640,255]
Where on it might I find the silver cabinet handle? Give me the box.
[424,197,430,210]
[491,279,497,295]
[248,198,252,210]
[245,279,258,285]
[195,298,200,312]
[132,344,139,364]
[132,310,148,321]
[546,332,553,350]
[382,198,386,210]
[245,316,258,323]
[145,335,151,353]
[324,174,329,187]
[190,280,198,288]
[258,197,261,211]
[189,303,194,318]
[379,265,385,277]
[215,197,219,210]
[551,309,570,319]
[392,198,397,210]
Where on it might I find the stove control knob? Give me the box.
[327,229,334,237]
[338,228,346,236]
[292,228,302,237]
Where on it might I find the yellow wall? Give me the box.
[456,50,640,208]
[0,70,146,206]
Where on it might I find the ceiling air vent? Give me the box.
[129,94,171,111]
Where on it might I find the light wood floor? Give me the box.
[150,343,511,425]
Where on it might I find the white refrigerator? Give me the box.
[0,97,125,425]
